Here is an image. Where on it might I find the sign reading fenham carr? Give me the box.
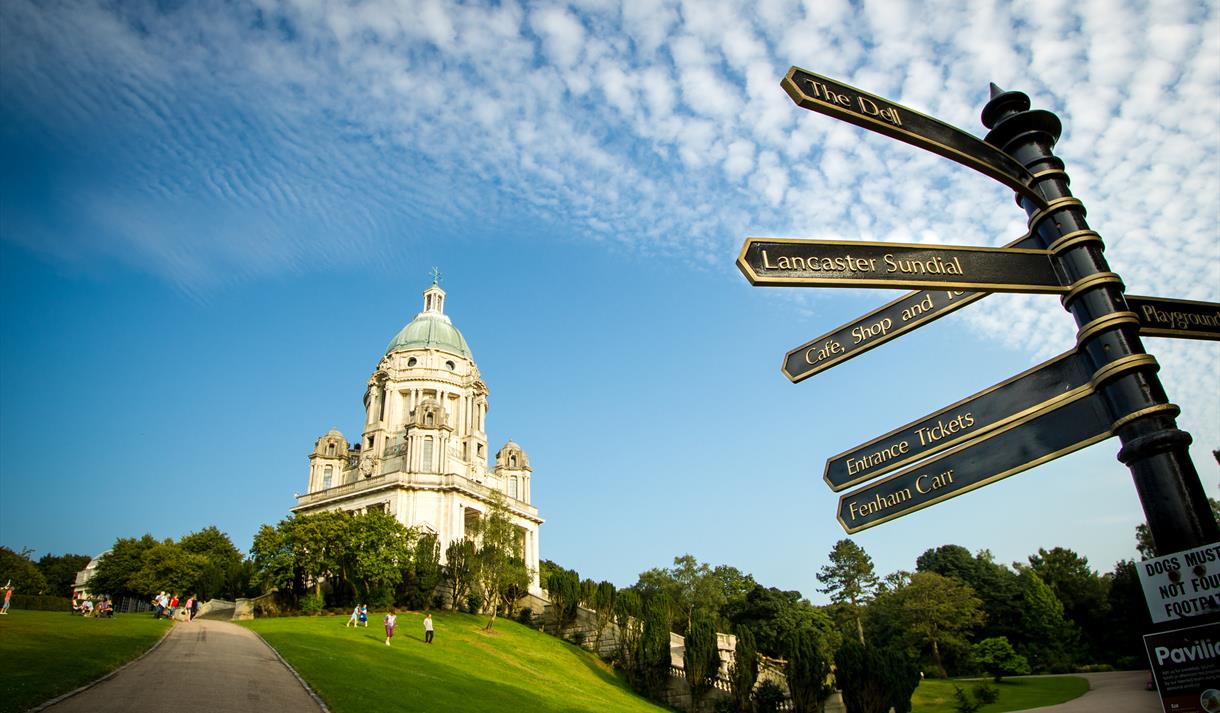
[782,233,1041,383]
[824,349,1093,492]
[1126,295,1220,341]
[836,389,1112,534]
[737,238,1065,293]
[781,67,1046,207]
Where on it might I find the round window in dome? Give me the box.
[446,360,456,371]
[407,357,417,367]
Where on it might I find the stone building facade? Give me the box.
[292,281,543,593]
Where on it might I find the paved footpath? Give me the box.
[1021,671,1161,712]
[41,619,325,713]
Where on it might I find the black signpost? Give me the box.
[739,65,1219,560]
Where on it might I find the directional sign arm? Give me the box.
[738,237,1065,293]
[836,390,1113,533]
[782,233,1044,382]
[1126,295,1220,341]
[824,349,1093,491]
[783,67,1047,207]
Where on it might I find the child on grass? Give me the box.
[384,609,397,646]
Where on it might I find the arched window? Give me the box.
[323,465,333,489]
[510,453,517,467]
[327,443,335,456]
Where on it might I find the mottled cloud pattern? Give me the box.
[2,0,1217,436]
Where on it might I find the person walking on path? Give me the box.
[384,610,397,646]
[345,605,360,627]
[423,613,433,644]
[359,604,368,628]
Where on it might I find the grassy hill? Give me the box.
[241,610,668,713]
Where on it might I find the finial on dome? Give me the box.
[430,266,443,285]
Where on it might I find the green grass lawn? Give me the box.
[0,609,172,713]
[242,610,667,713]
[911,675,1091,712]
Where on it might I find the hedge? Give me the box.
[9,594,71,611]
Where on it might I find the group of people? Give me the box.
[344,604,433,646]
[70,595,114,617]
[152,591,199,621]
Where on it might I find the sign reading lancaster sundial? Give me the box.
[737,238,1064,293]
[781,67,1047,206]
[781,233,1041,382]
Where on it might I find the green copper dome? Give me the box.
[385,282,472,360]
[385,314,472,359]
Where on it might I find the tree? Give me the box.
[129,540,208,597]
[639,594,673,699]
[0,546,49,595]
[88,534,157,599]
[725,584,827,658]
[614,589,644,683]
[683,609,722,712]
[472,490,528,630]
[36,553,91,597]
[250,523,296,593]
[879,571,983,678]
[835,640,919,713]
[342,512,414,606]
[179,525,244,599]
[728,625,758,713]
[786,624,835,713]
[817,539,879,645]
[592,580,617,647]
[290,511,351,599]
[443,537,477,611]
[546,568,581,630]
[1017,570,1075,671]
[1100,559,1152,665]
[401,531,441,609]
[972,636,1030,682]
[1025,547,1106,660]
[917,546,1022,644]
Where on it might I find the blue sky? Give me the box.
[2,0,1217,601]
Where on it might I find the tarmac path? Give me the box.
[39,618,325,713]
[1020,671,1161,712]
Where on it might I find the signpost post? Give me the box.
[737,66,1219,560]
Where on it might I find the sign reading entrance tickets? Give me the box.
[1137,542,1220,623]
[1144,621,1220,713]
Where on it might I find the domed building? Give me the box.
[292,280,543,593]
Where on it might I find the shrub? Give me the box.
[11,594,71,611]
[972,637,1030,682]
[516,607,534,626]
[974,684,999,704]
[299,592,325,615]
[754,680,787,713]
